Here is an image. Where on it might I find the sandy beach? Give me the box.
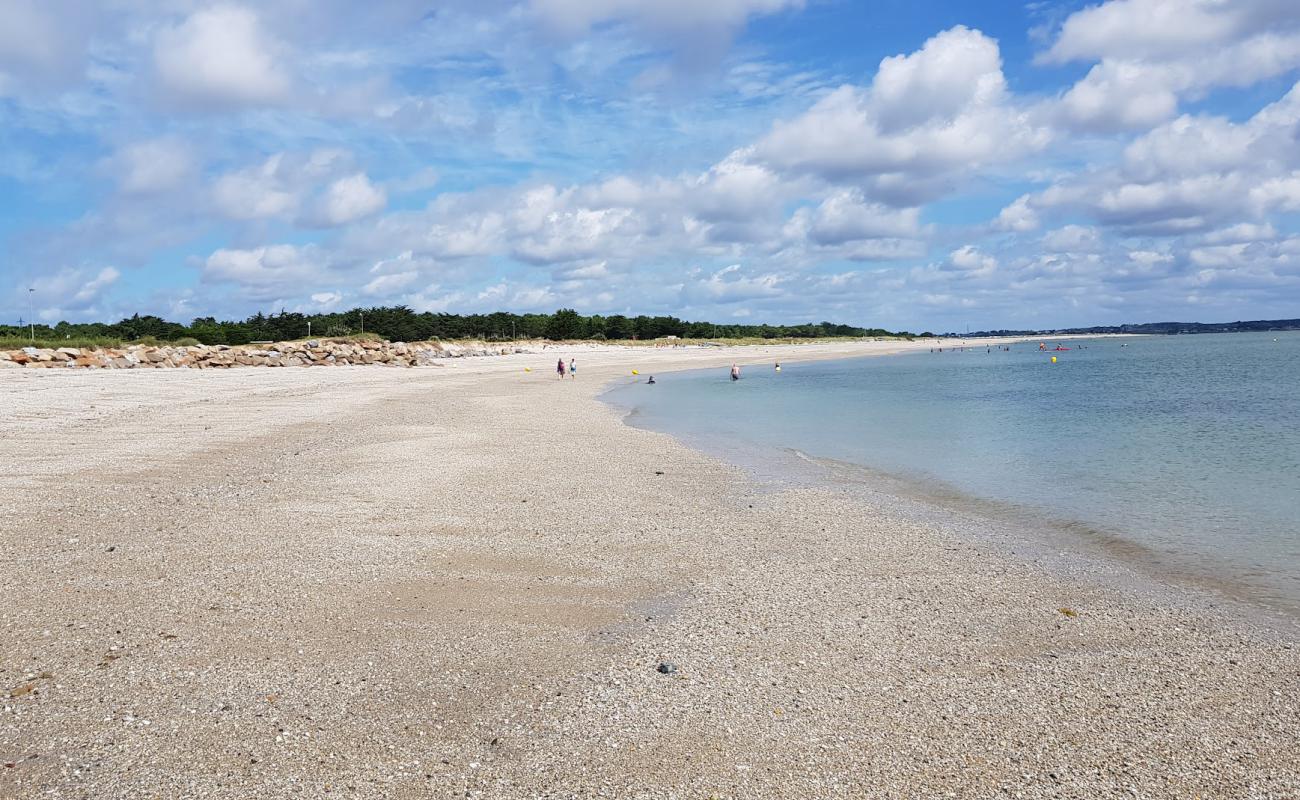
[2,339,1297,799]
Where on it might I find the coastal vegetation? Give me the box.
[2,307,911,347]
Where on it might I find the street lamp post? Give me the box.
[307,321,312,339]
[27,288,34,343]
[359,311,364,334]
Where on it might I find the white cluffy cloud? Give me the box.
[1013,80,1300,234]
[319,174,387,225]
[753,26,1049,205]
[212,155,301,220]
[362,270,418,296]
[947,245,997,273]
[203,244,326,300]
[309,291,343,310]
[27,265,121,320]
[154,4,292,108]
[211,150,384,228]
[1045,0,1300,131]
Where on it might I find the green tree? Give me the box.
[546,308,584,340]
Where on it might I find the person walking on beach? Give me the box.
[569,358,577,379]
[730,363,741,381]
[556,358,565,379]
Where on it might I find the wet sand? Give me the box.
[1,340,1297,799]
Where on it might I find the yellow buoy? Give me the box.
[1050,356,1057,364]
[524,367,531,372]
[632,369,639,375]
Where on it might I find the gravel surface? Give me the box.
[1,340,1296,799]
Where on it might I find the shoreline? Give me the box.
[2,340,1296,798]
[611,389,1300,634]
[602,338,1300,633]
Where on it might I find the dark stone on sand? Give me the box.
[657,662,677,675]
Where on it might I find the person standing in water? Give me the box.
[730,363,741,381]
[556,358,565,379]
[568,358,577,379]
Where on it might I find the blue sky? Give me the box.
[2,0,1299,331]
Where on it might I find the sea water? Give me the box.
[605,332,1300,616]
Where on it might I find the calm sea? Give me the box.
[605,332,1300,616]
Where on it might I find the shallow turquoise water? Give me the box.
[606,332,1300,614]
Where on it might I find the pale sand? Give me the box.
[1,340,1296,799]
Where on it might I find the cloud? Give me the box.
[531,0,802,35]
[752,26,1049,204]
[212,155,301,220]
[0,0,93,90]
[26,265,120,320]
[947,245,997,273]
[996,195,1039,232]
[792,189,923,245]
[1044,0,1300,131]
[154,5,292,108]
[211,150,382,227]
[1042,225,1103,253]
[556,261,610,280]
[107,138,194,195]
[1024,81,1300,233]
[529,0,804,69]
[72,267,120,304]
[681,264,783,303]
[202,244,326,300]
[362,270,418,296]
[308,291,344,311]
[319,173,387,225]
[1199,222,1277,245]
[1056,61,1179,131]
[1045,0,1294,63]
[509,186,640,264]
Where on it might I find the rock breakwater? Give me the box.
[0,338,524,369]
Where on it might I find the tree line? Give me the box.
[2,307,914,346]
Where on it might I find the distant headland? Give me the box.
[946,318,1300,338]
